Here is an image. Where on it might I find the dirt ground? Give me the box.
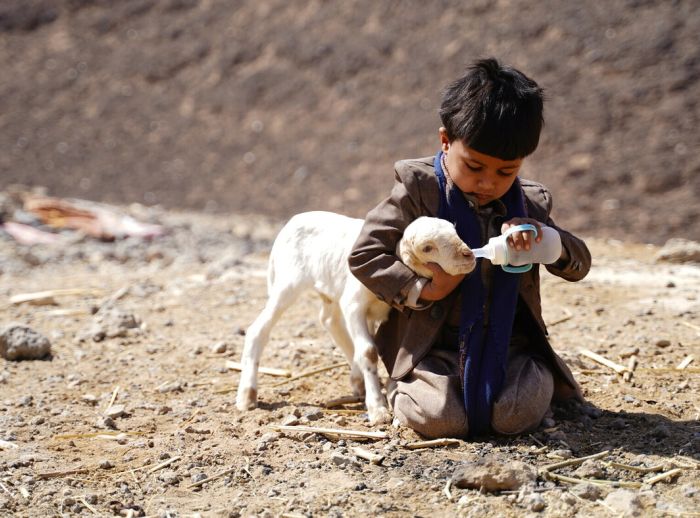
[0,206,698,517]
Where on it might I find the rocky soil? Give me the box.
[0,203,699,517]
[1,0,700,244]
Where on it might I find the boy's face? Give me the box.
[439,128,523,206]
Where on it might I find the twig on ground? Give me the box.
[147,456,181,474]
[324,395,363,408]
[53,431,144,440]
[182,409,200,426]
[579,349,628,375]
[323,408,366,415]
[529,434,546,448]
[187,466,236,489]
[443,479,453,501]
[95,433,129,441]
[680,321,700,333]
[269,362,348,388]
[541,450,610,471]
[9,288,104,305]
[677,355,695,370]
[541,470,642,489]
[623,355,638,383]
[271,424,387,440]
[548,307,573,326]
[41,308,90,317]
[0,481,14,499]
[673,456,700,469]
[636,368,700,374]
[351,446,384,465]
[105,385,120,412]
[225,360,292,378]
[36,468,90,480]
[79,497,99,515]
[404,438,462,450]
[646,468,682,486]
[243,456,255,482]
[212,386,236,394]
[607,461,664,473]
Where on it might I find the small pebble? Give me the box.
[104,404,126,419]
[609,417,626,430]
[99,459,114,470]
[527,493,546,512]
[548,449,572,460]
[191,473,208,483]
[570,482,602,501]
[82,394,99,405]
[541,417,556,429]
[655,339,671,348]
[158,470,179,486]
[210,341,227,353]
[96,416,117,430]
[573,459,604,479]
[604,489,642,516]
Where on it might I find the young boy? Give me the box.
[348,58,591,439]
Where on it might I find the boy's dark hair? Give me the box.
[439,58,544,160]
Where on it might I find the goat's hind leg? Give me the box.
[236,285,299,411]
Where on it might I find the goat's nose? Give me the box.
[461,247,474,258]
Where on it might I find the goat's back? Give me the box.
[268,211,364,299]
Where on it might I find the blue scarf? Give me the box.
[433,151,526,437]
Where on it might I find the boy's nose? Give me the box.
[478,178,495,191]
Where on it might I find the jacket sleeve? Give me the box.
[348,162,430,310]
[535,185,591,282]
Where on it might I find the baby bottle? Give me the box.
[471,224,562,273]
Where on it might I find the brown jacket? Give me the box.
[348,156,591,400]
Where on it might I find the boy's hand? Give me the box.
[419,263,465,301]
[501,218,543,251]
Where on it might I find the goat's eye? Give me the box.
[422,245,433,253]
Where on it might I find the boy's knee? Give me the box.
[393,392,468,439]
[492,358,554,435]
[491,407,543,436]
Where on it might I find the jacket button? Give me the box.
[430,304,444,320]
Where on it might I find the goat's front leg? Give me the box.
[342,304,391,425]
[319,300,365,398]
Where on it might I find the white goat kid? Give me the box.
[236,211,475,424]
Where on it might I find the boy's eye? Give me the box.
[466,164,482,172]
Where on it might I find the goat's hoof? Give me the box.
[235,387,258,411]
[368,406,392,425]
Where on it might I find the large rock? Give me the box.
[77,303,140,342]
[0,323,51,360]
[603,489,643,517]
[451,456,536,492]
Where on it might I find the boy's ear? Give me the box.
[438,127,450,152]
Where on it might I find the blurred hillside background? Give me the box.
[1,0,698,244]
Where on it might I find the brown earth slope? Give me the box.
[1,0,699,244]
